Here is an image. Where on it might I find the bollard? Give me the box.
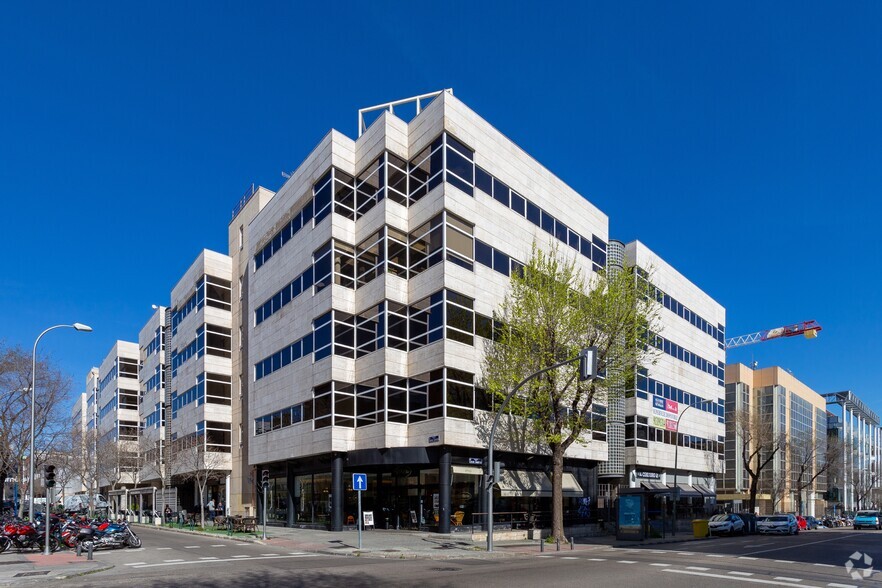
[556,538,560,552]
[540,539,544,552]
[76,542,82,557]
[570,537,574,550]
[87,543,93,561]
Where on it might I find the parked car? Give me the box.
[757,514,799,535]
[804,516,819,530]
[63,494,109,513]
[708,514,745,535]
[796,515,808,531]
[853,510,882,530]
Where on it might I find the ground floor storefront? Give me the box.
[256,446,600,533]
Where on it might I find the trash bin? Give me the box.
[692,519,709,538]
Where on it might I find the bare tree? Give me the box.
[789,432,840,515]
[171,434,229,527]
[733,406,787,513]
[0,343,72,516]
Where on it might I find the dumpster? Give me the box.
[692,519,709,538]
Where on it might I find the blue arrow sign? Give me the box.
[353,473,367,491]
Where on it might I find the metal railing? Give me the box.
[231,183,257,220]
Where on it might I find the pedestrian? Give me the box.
[164,504,172,524]
[217,499,224,516]
[208,498,216,522]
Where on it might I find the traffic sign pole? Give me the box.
[352,473,366,550]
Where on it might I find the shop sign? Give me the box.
[635,471,660,480]
[428,435,440,443]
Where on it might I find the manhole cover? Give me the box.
[429,567,462,572]
[14,572,50,577]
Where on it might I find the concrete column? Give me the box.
[438,447,451,534]
[286,466,295,527]
[331,454,343,532]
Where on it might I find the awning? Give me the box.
[495,470,583,498]
[497,470,552,498]
[640,481,670,492]
[694,484,716,498]
[670,483,702,498]
[452,465,484,476]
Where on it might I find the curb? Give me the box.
[131,523,266,545]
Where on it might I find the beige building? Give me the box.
[720,364,828,515]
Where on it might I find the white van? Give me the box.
[63,494,109,512]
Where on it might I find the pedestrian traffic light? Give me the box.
[44,465,56,488]
[261,469,269,488]
[579,347,597,382]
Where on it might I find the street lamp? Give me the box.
[486,348,597,552]
[671,398,713,536]
[28,323,92,553]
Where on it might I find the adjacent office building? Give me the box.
[618,241,726,517]
[720,364,828,515]
[823,391,881,512]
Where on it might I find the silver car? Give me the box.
[757,514,798,535]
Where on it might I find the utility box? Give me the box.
[692,519,709,538]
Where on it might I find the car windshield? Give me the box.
[709,515,728,521]
[756,516,768,521]
[856,511,878,517]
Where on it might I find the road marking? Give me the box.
[827,584,858,588]
[261,553,278,556]
[773,578,802,583]
[678,552,695,556]
[537,555,552,558]
[199,557,218,560]
[587,558,606,561]
[663,569,823,586]
[686,567,710,571]
[156,547,172,551]
[650,550,668,554]
[123,562,146,566]
[562,556,578,560]
[211,544,226,547]
[707,554,728,558]
[730,572,754,576]
[812,564,834,568]
[774,560,794,564]
[130,554,319,569]
[232,555,249,558]
[618,560,637,564]
[650,563,671,567]
[743,534,862,556]
[163,559,184,563]
[184,546,200,549]
[740,557,759,560]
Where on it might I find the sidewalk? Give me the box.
[0,548,111,586]
[139,522,716,560]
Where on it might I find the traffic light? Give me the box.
[44,465,56,488]
[579,347,597,382]
[261,469,269,489]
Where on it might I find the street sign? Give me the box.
[353,473,367,491]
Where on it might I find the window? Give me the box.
[205,324,231,358]
[313,170,333,224]
[205,275,232,311]
[409,214,443,275]
[408,137,443,203]
[445,212,474,270]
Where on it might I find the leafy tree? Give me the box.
[483,245,658,541]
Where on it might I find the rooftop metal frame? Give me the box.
[823,390,879,426]
[357,89,453,137]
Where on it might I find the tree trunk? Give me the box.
[551,445,565,541]
[747,475,759,514]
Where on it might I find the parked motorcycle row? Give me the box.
[0,514,142,554]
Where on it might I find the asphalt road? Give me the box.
[19,526,882,588]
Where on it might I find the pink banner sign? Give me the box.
[665,399,679,414]
[665,419,678,431]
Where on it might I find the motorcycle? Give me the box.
[77,519,142,551]
[0,519,58,553]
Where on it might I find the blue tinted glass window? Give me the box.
[475,166,492,195]
[492,178,509,207]
[492,249,510,276]
[510,191,526,216]
[475,239,493,268]
[526,201,541,226]
[540,210,555,234]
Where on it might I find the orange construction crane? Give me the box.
[725,320,822,349]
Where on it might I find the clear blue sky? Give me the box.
[3,2,881,413]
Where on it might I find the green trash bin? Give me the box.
[692,519,709,538]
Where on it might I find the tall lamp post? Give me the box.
[28,323,92,536]
[486,348,597,552]
[672,399,712,536]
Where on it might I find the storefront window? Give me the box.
[294,473,332,524]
